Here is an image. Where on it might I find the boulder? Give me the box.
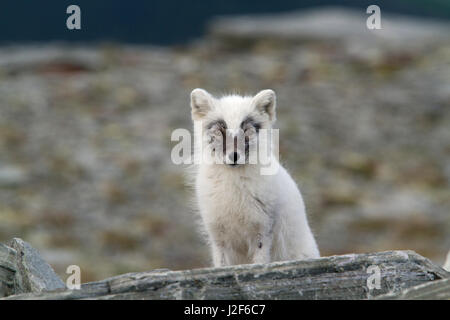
[0,238,65,297]
[1,239,448,300]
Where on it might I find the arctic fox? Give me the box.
[190,88,320,267]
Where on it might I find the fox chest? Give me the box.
[199,184,269,249]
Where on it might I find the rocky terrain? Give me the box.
[2,238,449,300]
[0,8,449,282]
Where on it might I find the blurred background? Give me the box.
[0,0,449,282]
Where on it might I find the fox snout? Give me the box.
[227,151,240,166]
[225,134,245,166]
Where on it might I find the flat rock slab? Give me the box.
[377,278,450,300]
[3,250,449,300]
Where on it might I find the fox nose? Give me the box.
[228,152,239,165]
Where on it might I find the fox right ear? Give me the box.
[191,88,213,120]
[253,89,276,122]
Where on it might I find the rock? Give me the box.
[0,46,102,75]
[2,244,449,300]
[0,243,16,297]
[4,238,65,295]
[0,166,28,187]
[208,7,450,49]
[377,278,450,300]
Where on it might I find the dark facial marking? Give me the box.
[206,119,228,156]
[240,117,261,162]
[241,116,261,133]
[206,119,227,131]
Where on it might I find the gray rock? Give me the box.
[377,278,450,300]
[6,238,65,294]
[3,249,449,300]
[208,7,450,48]
[0,166,28,187]
[0,243,17,297]
[0,45,102,74]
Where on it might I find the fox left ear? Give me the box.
[191,88,214,121]
[253,89,276,122]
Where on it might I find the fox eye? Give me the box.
[207,120,227,137]
[245,126,256,136]
[240,117,260,135]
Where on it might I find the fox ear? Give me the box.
[253,89,276,122]
[191,88,213,121]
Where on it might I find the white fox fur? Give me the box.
[190,88,320,267]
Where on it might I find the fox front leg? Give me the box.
[211,242,227,267]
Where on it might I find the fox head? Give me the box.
[190,88,276,167]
